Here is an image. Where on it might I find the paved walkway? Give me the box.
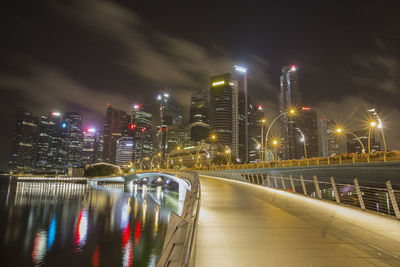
[195,175,400,267]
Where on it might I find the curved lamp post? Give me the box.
[264,108,296,161]
[336,127,365,154]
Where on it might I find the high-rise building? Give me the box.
[154,92,183,161]
[103,105,131,164]
[320,116,341,157]
[36,112,67,172]
[279,65,301,159]
[295,107,319,158]
[347,130,380,154]
[189,90,210,142]
[210,73,238,159]
[94,131,104,163]
[248,103,265,162]
[64,112,83,168]
[167,124,191,153]
[116,137,134,166]
[234,65,249,163]
[9,108,39,172]
[82,128,99,166]
[131,104,153,161]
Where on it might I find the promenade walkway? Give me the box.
[195,175,400,267]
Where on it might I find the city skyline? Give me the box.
[1,0,399,170]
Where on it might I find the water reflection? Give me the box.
[0,178,179,266]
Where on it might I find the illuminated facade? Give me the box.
[131,104,153,162]
[248,104,265,162]
[279,65,301,159]
[234,65,249,163]
[36,112,67,172]
[154,92,183,161]
[103,105,131,164]
[82,128,103,166]
[64,112,83,168]
[116,137,134,166]
[189,89,210,142]
[9,107,39,172]
[167,125,191,153]
[210,73,238,159]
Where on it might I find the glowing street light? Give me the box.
[264,107,296,161]
[368,121,378,154]
[271,139,279,161]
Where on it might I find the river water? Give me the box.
[0,177,179,266]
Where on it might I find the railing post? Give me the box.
[251,174,255,184]
[386,181,400,218]
[327,157,330,165]
[330,177,340,203]
[280,174,286,190]
[339,156,342,164]
[300,175,307,195]
[266,174,271,187]
[354,178,365,210]
[256,173,261,185]
[273,174,278,188]
[313,175,322,199]
[289,175,296,192]
[352,156,355,164]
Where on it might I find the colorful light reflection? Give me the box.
[75,209,88,251]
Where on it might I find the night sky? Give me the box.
[1,0,399,170]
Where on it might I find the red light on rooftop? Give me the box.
[290,65,297,71]
[302,107,311,111]
[257,105,263,110]
[129,124,137,130]
[141,127,145,132]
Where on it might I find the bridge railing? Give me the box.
[199,170,400,219]
[194,151,400,171]
[157,171,201,267]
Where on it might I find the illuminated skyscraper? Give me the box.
[234,65,249,163]
[82,128,102,166]
[131,104,153,161]
[279,65,301,159]
[154,92,183,161]
[248,103,265,162]
[295,107,319,158]
[103,105,131,164]
[189,89,210,142]
[64,112,83,168]
[320,116,341,157]
[9,108,39,172]
[210,73,238,159]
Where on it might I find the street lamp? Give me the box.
[368,121,377,154]
[296,128,307,160]
[260,118,266,161]
[335,127,366,154]
[271,139,279,161]
[367,108,387,160]
[196,134,217,167]
[224,147,231,165]
[264,107,296,161]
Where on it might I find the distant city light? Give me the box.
[87,128,96,133]
[229,82,235,86]
[212,81,225,87]
[61,123,67,128]
[125,143,133,147]
[302,107,311,111]
[164,93,169,98]
[234,65,247,73]
[133,104,141,110]
[129,124,137,130]
[157,95,162,100]
[257,105,263,110]
[52,112,61,116]
[290,65,297,71]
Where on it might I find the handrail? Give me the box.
[157,171,201,267]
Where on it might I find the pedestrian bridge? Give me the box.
[195,174,400,266]
[89,172,191,200]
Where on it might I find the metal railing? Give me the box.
[199,170,400,219]
[194,151,400,171]
[157,171,201,267]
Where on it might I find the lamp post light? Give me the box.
[368,121,377,154]
[224,147,231,165]
[260,118,266,161]
[296,128,307,160]
[264,108,296,161]
[196,134,217,167]
[271,139,279,162]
